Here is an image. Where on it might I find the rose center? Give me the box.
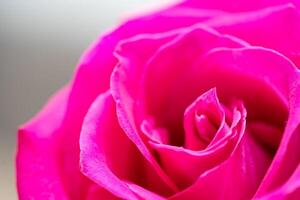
[183,88,231,150]
[193,110,219,144]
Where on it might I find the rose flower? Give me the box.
[17,0,300,199]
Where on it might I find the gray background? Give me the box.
[0,0,165,199]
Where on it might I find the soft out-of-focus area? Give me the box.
[0,0,164,199]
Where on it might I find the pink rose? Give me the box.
[17,0,300,199]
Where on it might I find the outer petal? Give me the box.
[256,161,300,200]
[79,92,139,199]
[256,93,300,196]
[178,0,300,12]
[79,91,171,199]
[17,86,70,200]
[207,4,300,67]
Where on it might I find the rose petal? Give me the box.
[248,121,283,152]
[17,86,70,199]
[257,124,300,196]
[86,185,118,200]
[128,183,167,200]
[80,91,172,199]
[179,0,300,12]
[141,118,170,144]
[207,4,300,68]
[79,92,138,199]
[170,133,272,200]
[255,162,300,199]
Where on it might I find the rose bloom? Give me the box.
[16,0,300,199]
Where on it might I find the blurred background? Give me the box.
[0,0,165,199]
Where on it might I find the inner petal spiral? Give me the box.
[148,88,247,189]
[184,88,229,150]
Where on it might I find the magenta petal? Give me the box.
[257,125,300,197]
[17,86,70,200]
[170,133,272,200]
[208,4,300,68]
[80,91,171,199]
[128,183,166,200]
[80,93,142,199]
[179,0,300,12]
[79,91,139,199]
[85,185,118,200]
[141,118,170,144]
[248,121,283,151]
[256,163,300,199]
